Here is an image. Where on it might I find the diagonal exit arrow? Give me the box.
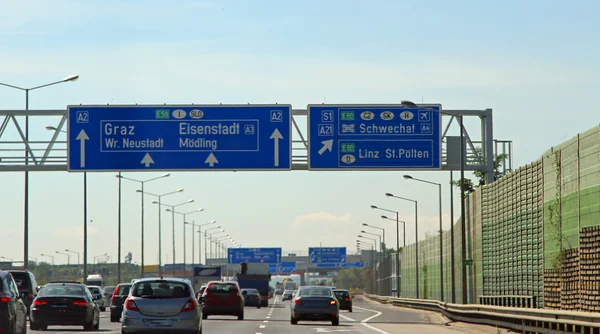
[318,139,333,155]
[76,129,89,168]
[270,128,283,167]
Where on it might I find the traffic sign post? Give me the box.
[67,104,292,171]
[227,248,282,264]
[308,247,347,264]
[342,262,365,268]
[308,104,442,170]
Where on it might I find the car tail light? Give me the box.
[181,298,196,312]
[73,298,89,306]
[112,287,119,304]
[330,299,337,305]
[33,299,47,306]
[293,299,303,306]
[345,297,351,301]
[0,295,10,303]
[124,298,139,311]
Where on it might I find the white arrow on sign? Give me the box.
[76,130,89,168]
[270,128,283,167]
[141,153,154,168]
[318,139,334,155]
[205,153,218,167]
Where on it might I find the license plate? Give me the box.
[144,319,172,327]
[52,305,67,308]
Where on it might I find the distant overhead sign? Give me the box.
[67,104,292,171]
[194,266,221,277]
[308,104,442,170]
[268,262,296,274]
[316,263,341,268]
[342,262,365,268]
[227,248,282,264]
[309,247,347,264]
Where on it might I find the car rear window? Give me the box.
[242,289,259,295]
[39,285,85,297]
[334,291,349,298]
[104,286,116,294]
[88,287,101,294]
[116,285,131,295]
[8,272,27,290]
[132,281,190,299]
[207,283,237,293]
[299,288,333,297]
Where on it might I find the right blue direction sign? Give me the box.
[308,104,442,170]
[309,247,347,264]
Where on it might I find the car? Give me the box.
[7,269,38,317]
[0,270,28,333]
[241,288,261,308]
[201,281,244,320]
[29,281,100,330]
[333,289,353,312]
[275,288,283,295]
[110,283,132,322]
[281,289,293,301]
[196,285,207,301]
[290,286,340,326]
[87,285,106,311]
[103,285,116,307]
[121,277,203,333]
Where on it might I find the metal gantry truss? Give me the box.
[0,108,512,177]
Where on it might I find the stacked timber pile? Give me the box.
[560,248,580,311]
[579,226,600,312]
[543,268,561,309]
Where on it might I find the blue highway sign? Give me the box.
[67,104,292,171]
[309,247,347,264]
[268,262,296,274]
[342,262,365,268]
[227,248,282,264]
[308,104,442,170]
[316,263,341,268]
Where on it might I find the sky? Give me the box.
[1,0,599,266]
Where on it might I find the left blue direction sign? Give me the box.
[227,248,282,264]
[67,104,292,171]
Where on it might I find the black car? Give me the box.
[333,289,353,312]
[110,283,132,322]
[241,288,261,308]
[0,270,28,333]
[7,269,38,316]
[30,281,101,330]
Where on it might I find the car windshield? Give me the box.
[132,281,190,299]
[88,287,101,294]
[334,291,349,298]
[299,288,333,297]
[39,285,85,297]
[207,283,237,293]
[243,289,259,295]
[116,285,131,295]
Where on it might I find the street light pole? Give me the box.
[155,200,194,276]
[404,175,444,301]
[0,74,79,269]
[117,172,122,283]
[370,206,402,297]
[55,251,70,265]
[361,230,382,294]
[120,173,170,278]
[83,172,88,284]
[197,221,217,265]
[168,209,203,275]
[65,249,80,269]
[459,114,468,304]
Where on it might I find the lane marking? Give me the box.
[259,325,266,328]
[339,313,356,322]
[263,320,269,323]
[354,306,390,334]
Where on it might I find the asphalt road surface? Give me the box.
[27,296,494,334]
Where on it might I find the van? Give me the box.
[7,270,38,316]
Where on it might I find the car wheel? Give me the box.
[101,307,106,312]
[290,316,298,325]
[332,317,340,326]
[237,312,244,320]
[349,307,353,313]
[84,317,95,330]
[202,313,208,320]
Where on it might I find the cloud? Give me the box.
[292,212,352,230]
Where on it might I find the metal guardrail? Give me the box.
[365,294,600,334]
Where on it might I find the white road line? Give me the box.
[354,306,390,334]
[259,325,266,328]
[339,313,356,322]
[263,320,269,323]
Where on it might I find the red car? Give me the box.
[201,281,245,320]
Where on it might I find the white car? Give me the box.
[87,285,106,311]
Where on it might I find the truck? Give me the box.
[283,278,297,291]
[235,263,271,307]
[86,274,104,287]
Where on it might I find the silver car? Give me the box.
[121,277,203,333]
[87,285,106,311]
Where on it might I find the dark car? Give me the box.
[333,289,353,312]
[201,281,244,320]
[0,270,28,333]
[110,283,132,322]
[30,281,100,330]
[290,286,339,326]
[7,270,38,316]
[241,288,261,308]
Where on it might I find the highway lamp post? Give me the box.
[215,235,231,262]
[385,193,419,298]
[155,199,194,277]
[404,174,445,302]
[40,253,55,266]
[65,249,80,272]
[197,221,217,265]
[117,173,170,278]
[1,74,80,269]
[138,188,184,276]
[361,230,382,295]
[168,209,204,273]
[210,232,229,260]
[380,216,405,296]
[204,227,223,261]
[401,100,466,304]
[370,205,402,297]
[356,238,376,293]
[55,251,70,265]
[362,223,386,293]
[184,222,200,267]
